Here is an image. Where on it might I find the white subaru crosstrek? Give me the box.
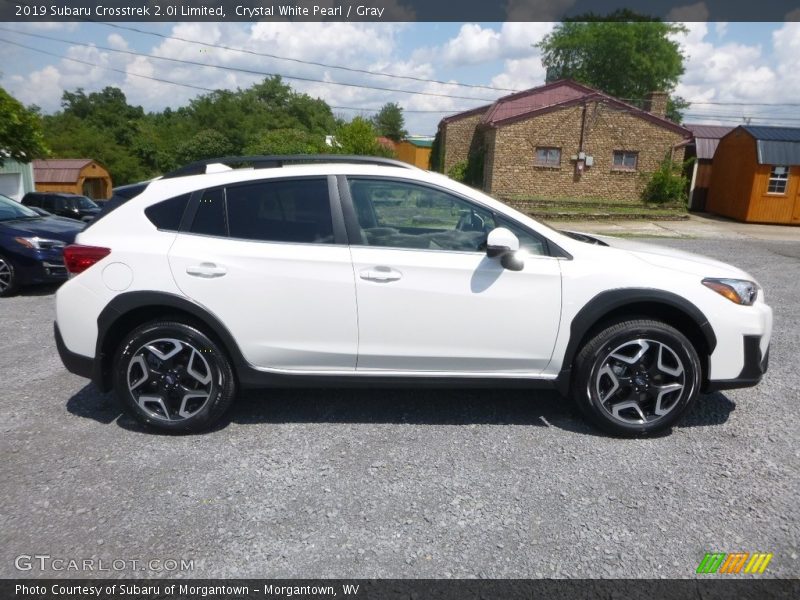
[54,156,772,436]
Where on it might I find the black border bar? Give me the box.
[3,579,799,600]
[2,0,800,22]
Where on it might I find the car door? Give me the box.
[343,176,563,374]
[168,176,358,371]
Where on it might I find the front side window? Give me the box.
[226,178,334,244]
[535,147,561,167]
[348,178,497,252]
[612,151,638,171]
[767,166,789,194]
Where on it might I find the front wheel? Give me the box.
[113,321,236,433]
[572,319,701,436]
[0,254,19,297]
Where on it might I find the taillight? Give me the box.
[63,244,111,274]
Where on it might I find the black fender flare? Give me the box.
[554,288,717,396]
[94,291,248,391]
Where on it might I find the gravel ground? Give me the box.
[0,239,798,580]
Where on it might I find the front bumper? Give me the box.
[704,335,769,392]
[11,248,68,286]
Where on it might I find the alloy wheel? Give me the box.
[0,257,12,293]
[593,338,686,425]
[126,338,215,422]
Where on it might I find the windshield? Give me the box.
[0,194,40,220]
[72,196,99,210]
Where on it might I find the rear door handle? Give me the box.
[359,266,402,282]
[186,263,227,278]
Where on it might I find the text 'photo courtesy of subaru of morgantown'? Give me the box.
[53,156,772,436]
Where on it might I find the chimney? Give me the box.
[644,91,669,118]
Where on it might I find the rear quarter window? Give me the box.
[145,193,191,231]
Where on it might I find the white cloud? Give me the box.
[426,22,553,67]
[490,56,547,91]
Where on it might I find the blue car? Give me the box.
[0,194,84,297]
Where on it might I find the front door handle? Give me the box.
[186,263,227,278]
[359,266,402,282]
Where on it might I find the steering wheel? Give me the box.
[456,210,485,232]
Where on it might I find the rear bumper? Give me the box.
[704,335,769,392]
[54,321,93,380]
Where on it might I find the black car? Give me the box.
[0,194,84,297]
[21,192,102,222]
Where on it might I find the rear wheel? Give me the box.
[572,319,701,436]
[113,321,236,433]
[0,254,19,297]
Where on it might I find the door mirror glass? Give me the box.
[486,227,520,257]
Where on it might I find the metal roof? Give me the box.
[742,125,800,142]
[685,124,734,160]
[33,159,94,183]
[755,141,800,166]
[738,126,800,165]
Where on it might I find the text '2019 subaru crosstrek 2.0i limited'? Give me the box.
[54,156,772,436]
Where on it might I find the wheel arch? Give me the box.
[555,289,716,396]
[94,291,247,392]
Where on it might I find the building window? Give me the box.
[767,166,789,194]
[535,147,561,167]
[612,151,638,171]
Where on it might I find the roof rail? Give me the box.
[161,154,419,179]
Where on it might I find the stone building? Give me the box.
[438,79,691,202]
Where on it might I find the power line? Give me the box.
[0,26,498,103]
[0,37,217,93]
[0,37,472,117]
[95,21,522,94]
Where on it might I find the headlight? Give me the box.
[702,278,758,305]
[14,236,66,250]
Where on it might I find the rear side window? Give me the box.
[42,197,56,211]
[190,188,226,237]
[226,178,333,244]
[145,193,190,231]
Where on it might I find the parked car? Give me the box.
[54,156,772,436]
[21,192,102,222]
[0,194,84,296]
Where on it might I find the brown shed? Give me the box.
[685,124,733,211]
[706,126,800,224]
[33,159,112,200]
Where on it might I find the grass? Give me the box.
[502,196,688,221]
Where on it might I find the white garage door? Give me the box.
[0,173,22,200]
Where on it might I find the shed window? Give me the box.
[612,151,638,170]
[535,147,561,167]
[767,166,789,194]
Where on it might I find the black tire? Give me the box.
[0,253,20,297]
[572,319,701,437]
[113,320,236,433]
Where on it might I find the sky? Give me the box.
[0,20,799,135]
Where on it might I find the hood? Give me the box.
[577,233,753,280]
[0,216,84,243]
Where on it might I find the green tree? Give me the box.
[244,128,327,155]
[174,129,237,164]
[335,117,393,156]
[537,10,687,121]
[371,102,408,142]
[0,87,48,165]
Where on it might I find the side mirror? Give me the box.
[486,227,519,257]
[486,227,524,271]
